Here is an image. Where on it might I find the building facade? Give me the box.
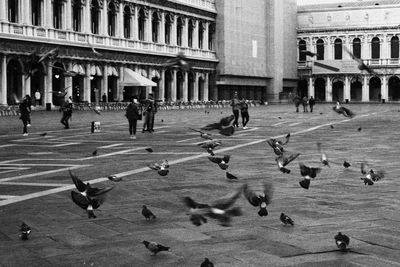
[298,0,400,102]
[0,0,217,106]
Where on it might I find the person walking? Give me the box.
[142,93,157,133]
[293,94,301,113]
[126,96,141,139]
[309,96,315,112]
[302,96,309,112]
[240,98,250,129]
[19,96,31,136]
[231,91,240,127]
[60,99,73,129]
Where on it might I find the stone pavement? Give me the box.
[1,103,400,267]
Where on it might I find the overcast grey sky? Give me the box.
[297,0,362,5]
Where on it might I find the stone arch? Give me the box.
[369,76,381,101]
[388,75,400,101]
[314,77,326,101]
[350,76,362,101]
[6,58,23,105]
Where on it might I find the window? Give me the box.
[72,0,82,32]
[123,6,131,39]
[334,38,342,60]
[208,24,215,50]
[108,2,117,36]
[299,40,306,61]
[198,22,204,49]
[8,0,18,23]
[138,9,146,41]
[152,12,160,43]
[188,20,194,47]
[32,0,41,26]
[353,38,361,59]
[391,36,399,59]
[53,0,63,29]
[177,17,183,46]
[316,39,324,60]
[165,14,172,44]
[371,37,380,59]
[91,0,101,34]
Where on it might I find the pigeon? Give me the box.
[226,172,238,180]
[142,240,170,255]
[280,213,294,225]
[149,160,169,176]
[343,161,351,168]
[107,175,122,182]
[71,191,106,218]
[243,182,273,217]
[145,148,153,153]
[358,127,362,132]
[332,102,355,118]
[69,170,114,198]
[300,50,318,57]
[201,115,234,131]
[344,46,375,75]
[361,163,384,184]
[219,125,235,136]
[200,258,215,267]
[275,152,301,174]
[37,47,59,63]
[161,119,164,122]
[199,140,221,156]
[183,185,243,226]
[162,51,191,71]
[330,125,334,129]
[87,39,102,56]
[142,205,156,220]
[189,128,213,140]
[92,150,98,156]
[266,134,290,156]
[208,155,230,170]
[361,177,374,185]
[334,232,350,251]
[299,163,322,189]
[317,143,330,167]
[39,132,47,137]
[20,222,31,240]
[50,64,78,77]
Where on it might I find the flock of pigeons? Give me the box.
[17,101,386,265]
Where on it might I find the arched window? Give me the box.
[123,5,131,38]
[177,17,183,46]
[165,14,172,44]
[299,40,307,61]
[152,12,160,43]
[352,38,361,59]
[188,20,194,48]
[138,9,146,41]
[8,0,18,23]
[391,36,399,59]
[32,0,42,26]
[198,22,204,49]
[91,0,101,34]
[53,0,63,29]
[72,0,82,32]
[371,37,380,59]
[334,38,342,60]
[108,2,117,36]
[208,24,215,50]
[316,39,324,60]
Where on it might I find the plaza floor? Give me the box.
[1,103,400,267]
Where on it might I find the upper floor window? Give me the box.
[165,14,172,45]
[91,0,101,34]
[108,2,117,37]
[198,22,204,49]
[371,37,380,59]
[391,36,399,59]
[152,12,160,43]
[352,38,361,59]
[298,40,306,61]
[188,19,195,48]
[208,24,215,50]
[177,17,183,46]
[123,6,131,39]
[316,39,324,60]
[138,9,146,41]
[72,0,82,32]
[334,38,342,60]
[32,0,42,26]
[53,0,63,29]
[8,0,18,23]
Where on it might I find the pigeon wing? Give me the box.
[69,170,87,192]
[262,182,274,205]
[88,186,114,197]
[208,156,222,164]
[71,191,89,210]
[283,153,301,166]
[183,197,209,209]
[212,186,243,210]
[243,184,261,207]
[299,163,310,177]
[223,155,231,164]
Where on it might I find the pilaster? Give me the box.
[171,69,177,101]
[203,73,209,101]
[0,56,6,105]
[362,75,369,101]
[193,72,199,101]
[308,77,314,98]
[326,76,332,102]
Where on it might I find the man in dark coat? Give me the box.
[309,96,316,112]
[293,94,301,113]
[126,96,141,139]
[142,93,157,133]
[60,100,73,129]
[19,97,31,136]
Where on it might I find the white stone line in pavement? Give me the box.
[0,111,380,207]
[0,167,30,174]
[289,122,302,126]
[176,137,201,143]
[0,144,16,148]
[272,121,287,126]
[0,181,70,187]
[51,142,81,147]
[98,143,125,148]
[0,195,17,199]
[80,147,147,161]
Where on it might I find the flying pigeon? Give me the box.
[226,172,238,180]
[199,140,221,155]
[183,185,243,227]
[332,102,355,118]
[148,160,169,176]
[201,115,234,131]
[50,64,78,77]
[142,240,170,255]
[300,50,318,57]
[200,258,215,267]
[162,51,191,71]
[71,191,106,218]
[20,222,31,240]
[280,213,294,226]
[69,170,114,198]
[37,47,59,63]
[208,155,231,170]
[87,40,102,56]
[334,232,350,251]
[92,150,98,156]
[243,182,273,217]
[107,175,122,182]
[219,125,235,136]
[267,134,290,156]
[142,205,156,220]
[189,128,213,140]
[361,162,384,184]
[343,161,351,168]
[39,132,47,137]
[299,163,321,189]
[145,148,153,153]
[317,143,330,167]
[344,46,375,75]
[275,152,301,174]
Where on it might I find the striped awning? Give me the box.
[90,65,102,76]
[107,66,119,77]
[72,64,85,75]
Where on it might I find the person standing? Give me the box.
[309,96,315,112]
[60,99,72,129]
[293,94,301,113]
[142,93,157,133]
[302,96,309,112]
[240,98,250,129]
[231,91,240,127]
[126,96,141,139]
[19,96,31,136]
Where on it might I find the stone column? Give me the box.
[118,2,123,38]
[183,17,189,47]
[24,75,31,98]
[171,69,177,101]
[182,72,188,101]
[308,76,314,97]
[43,0,51,27]
[203,73,209,101]
[364,35,370,59]
[118,66,124,101]
[326,38,332,60]
[0,0,6,21]
[133,6,138,40]
[65,63,73,99]
[44,64,53,105]
[203,22,209,50]
[344,35,351,59]
[102,1,107,35]
[84,0,90,33]
[344,75,350,101]
[158,69,165,101]
[172,15,177,46]
[382,34,388,59]
[147,9,152,42]
[382,75,388,101]
[160,12,165,44]
[193,73,199,101]
[22,0,30,24]
[193,20,199,49]
[326,76,332,102]
[0,56,7,105]
[362,75,369,101]
[66,0,72,30]
[83,64,91,102]
[102,65,108,100]
[129,9,134,39]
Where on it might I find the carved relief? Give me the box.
[327,13,332,23]
[308,15,313,25]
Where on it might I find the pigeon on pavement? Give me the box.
[145,148,153,153]
[208,155,230,170]
[92,149,98,156]
[71,191,107,218]
[20,222,31,240]
[275,152,301,174]
[142,205,156,220]
[201,115,234,131]
[332,102,355,118]
[142,240,170,255]
[360,162,384,184]
[243,183,273,217]
[343,161,351,168]
[200,258,215,267]
[149,160,169,176]
[299,163,321,189]
[189,128,213,140]
[317,143,330,167]
[226,172,238,180]
[39,132,47,137]
[280,213,294,225]
[335,232,350,251]
[107,175,122,182]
